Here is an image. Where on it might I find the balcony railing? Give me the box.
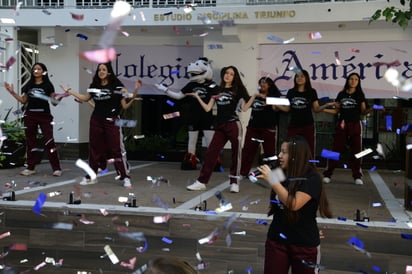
[0,0,370,9]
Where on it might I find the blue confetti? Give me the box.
[348,236,364,249]
[356,222,369,228]
[166,100,174,106]
[372,265,381,272]
[256,219,267,225]
[401,233,412,240]
[279,233,287,239]
[386,115,392,131]
[370,166,376,172]
[32,192,47,215]
[161,237,173,244]
[76,33,88,40]
[337,216,347,221]
[321,149,340,160]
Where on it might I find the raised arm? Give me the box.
[121,80,142,110]
[60,85,92,102]
[4,82,27,104]
[257,165,312,211]
[155,84,185,100]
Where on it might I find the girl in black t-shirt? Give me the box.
[186,66,250,193]
[257,135,332,274]
[323,72,371,185]
[278,70,334,157]
[4,62,63,177]
[240,77,282,177]
[63,62,141,188]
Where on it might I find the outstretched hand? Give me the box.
[4,82,15,95]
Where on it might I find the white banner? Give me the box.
[113,45,202,95]
[259,41,412,99]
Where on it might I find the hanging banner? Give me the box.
[113,45,202,95]
[259,41,412,99]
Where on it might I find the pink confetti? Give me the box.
[80,48,117,64]
[350,48,360,53]
[120,257,136,269]
[0,231,10,239]
[334,51,341,65]
[309,32,322,40]
[163,111,180,119]
[5,56,16,70]
[70,12,84,20]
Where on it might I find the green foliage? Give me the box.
[370,0,412,29]
[0,108,26,167]
[1,108,25,142]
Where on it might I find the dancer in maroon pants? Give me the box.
[186,66,250,193]
[62,62,141,188]
[4,62,63,176]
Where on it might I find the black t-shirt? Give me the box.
[267,167,322,247]
[248,89,281,129]
[22,81,55,113]
[180,80,219,117]
[89,79,124,118]
[286,88,319,126]
[214,87,243,126]
[335,90,366,122]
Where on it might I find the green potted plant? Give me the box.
[0,108,26,168]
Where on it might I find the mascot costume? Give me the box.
[156,57,221,170]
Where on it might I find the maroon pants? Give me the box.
[323,120,363,179]
[287,124,315,157]
[24,111,61,171]
[240,127,277,176]
[264,238,320,274]
[197,121,242,185]
[89,114,129,180]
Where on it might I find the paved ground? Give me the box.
[0,160,411,273]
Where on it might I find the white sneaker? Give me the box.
[20,169,36,176]
[323,177,331,184]
[53,170,62,177]
[230,183,239,193]
[79,177,97,185]
[123,178,132,188]
[355,178,364,185]
[186,181,206,191]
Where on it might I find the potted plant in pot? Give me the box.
[0,108,26,168]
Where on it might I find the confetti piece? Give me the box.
[75,158,97,180]
[153,214,172,224]
[161,237,173,244]
[0,231,11,240]
[350,48,360,53]
[70,12,84,20]
[256,219,267,225]
[104,245,119,264]
[320,149,340,160]
[42,9,51,15]
[354,148,373,159]
[163,111,180,119]
[337,216,347,221]
[5,56,16,70]
[356,222,369,228]
[115,119,137,128]
[32,192,47,215]
[334,51,341,65]
[76,33,88,40]
[401,233,412,240]
[309,31,322,40]
[139,11,146,21]
[266,97,290,105]
[10,243,27,251]
[80,47,117,63]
